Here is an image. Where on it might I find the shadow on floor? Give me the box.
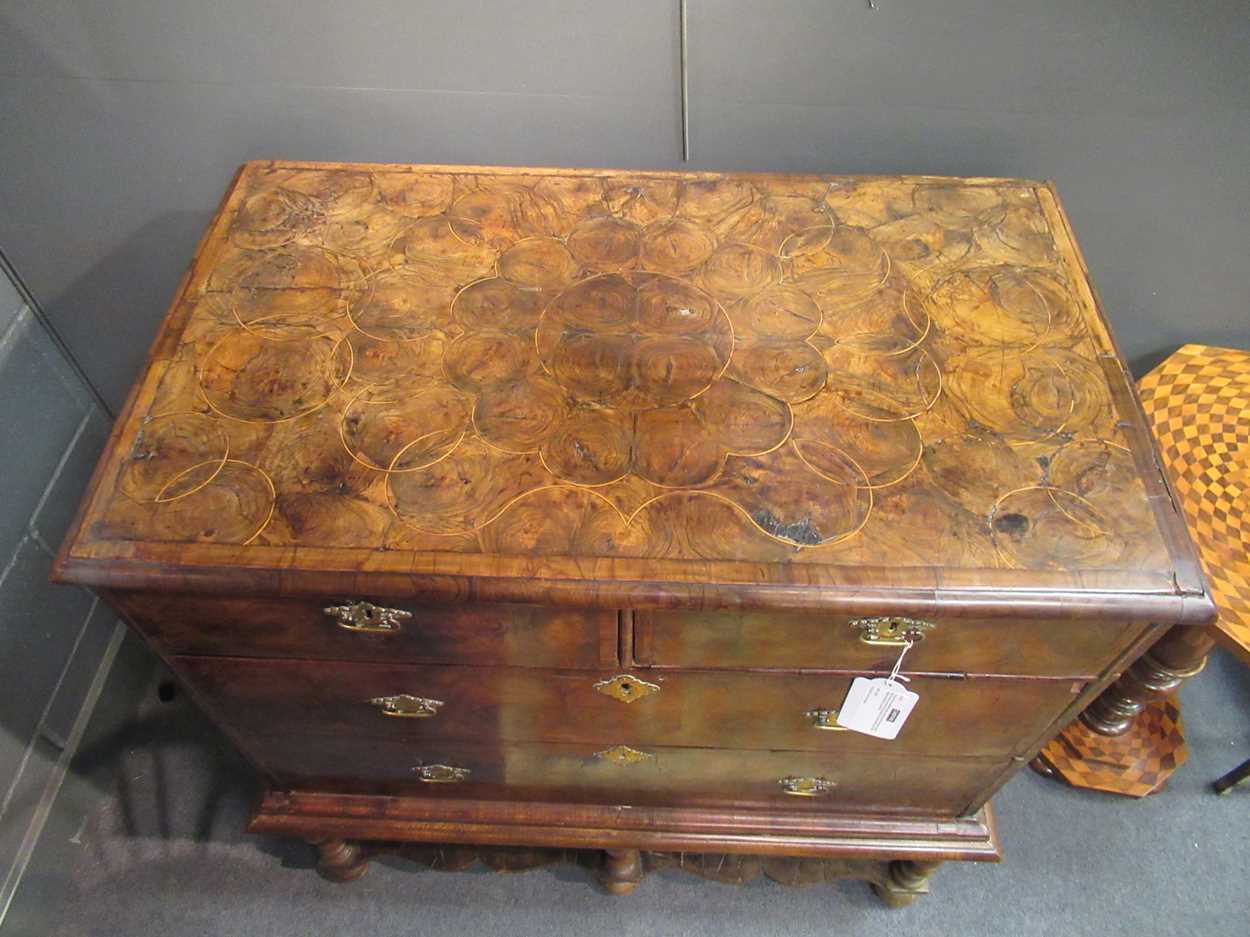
[4,635,1249,937]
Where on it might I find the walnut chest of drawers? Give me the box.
[54,161,1214,906]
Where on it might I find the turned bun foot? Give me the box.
[871,859,942,908]
[599,848,643,895]
[311,837,369,882]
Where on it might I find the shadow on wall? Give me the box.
[36,211,217,409]
[1130,348,1180,380]
[0,7,228,409]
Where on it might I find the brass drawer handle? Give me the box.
[414,763,470,783]
[779,776,836,797]
[594,745,656,766]
[324,600,412,633]
[804,709,849,731]
[593,674,661,703]
[370,694,443,718]
[851,616,934,647]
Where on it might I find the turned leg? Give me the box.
[1033,625,1213,797]
[311,837,369,882]
[1213,757,1250,795]
[1080,626,1213,736]
[599,848,643,895]
[872,859,942,908]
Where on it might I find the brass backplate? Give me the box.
[594,745,656,767]
[369,694,444,718]
[593,674,661,703]
[850,616,935,647]
[324,600,413,633]
[778,776,837,797]
[804,709,849,731]
[414,764,470,783]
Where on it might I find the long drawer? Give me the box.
[114,593,617,669]
[238,732,1008,817]
[171,657,1082,758]
[634,609,1147,678]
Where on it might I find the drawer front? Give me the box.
[172,656,1081,758]
[241,732,1007,816]
[114,593,617,668]
[636,610,1145,678]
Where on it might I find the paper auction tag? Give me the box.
[835,677,919,740]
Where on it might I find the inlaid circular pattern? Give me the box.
[536,273,732,407]
[94,167,1170,570]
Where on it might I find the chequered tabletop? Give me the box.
[1139,344,1250,662]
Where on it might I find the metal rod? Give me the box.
[679,0,690,161]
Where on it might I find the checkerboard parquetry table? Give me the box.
[1143,346,1250,659]
[1035,344,1248,795]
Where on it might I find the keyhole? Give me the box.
[620,682,632,694]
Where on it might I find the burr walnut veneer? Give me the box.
[54,161,1214,905]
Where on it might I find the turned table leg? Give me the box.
[599,848,644,895]
[1033,625,1213,797]
[872,859,942,908]
[1213,757,1250,795]
[311,837,369,882]
[1079,626,1213,735]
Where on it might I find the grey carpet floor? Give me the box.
[5,633,1249,937]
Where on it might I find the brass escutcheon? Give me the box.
[592,674,661,703]
[779,776,837,797]
[804,709,849,731]
[850,616,935,647]
[369,694,444,718]
[413,764,470,783]
[594,745,656,767]
[324,600,413,633]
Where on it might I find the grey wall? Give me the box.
[0,260,123,914]
[0,0,1247,405]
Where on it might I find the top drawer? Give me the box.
[112,593,617,669]
[634,610,1147,678]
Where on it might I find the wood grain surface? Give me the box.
[112,591,618,668]
[234,732,1010,816]
[249,790,1001,862]
[55,162,1210,616]
[635,608,1143,677]
[169,655,1079,758]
